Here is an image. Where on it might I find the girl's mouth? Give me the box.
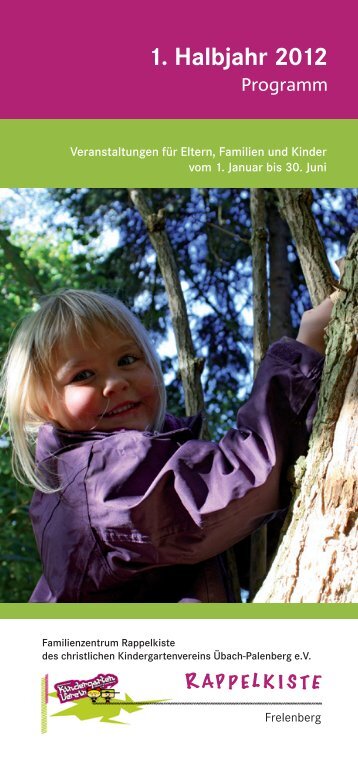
[100,401,140,418]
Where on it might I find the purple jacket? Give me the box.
[29,339,324,603]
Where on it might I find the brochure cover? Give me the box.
[0,1,357,765]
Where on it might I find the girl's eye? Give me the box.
[71,370,94,382]
[118,355,138,366]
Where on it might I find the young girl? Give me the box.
[1,289,333,602]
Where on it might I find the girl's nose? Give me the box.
[102,371,129,398]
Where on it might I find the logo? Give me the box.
[54,673,118,703]
[41,672,165,731]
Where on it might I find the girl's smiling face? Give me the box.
[45,324,160,432]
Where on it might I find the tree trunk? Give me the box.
[254,232,358,602]
[249,189,269,597]
[266,194,293,341]
[275,189,334,305]
[128,189,208,432]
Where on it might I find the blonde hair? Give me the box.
[1,289,167,492]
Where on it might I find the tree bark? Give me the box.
[266,194,293,341]
[275,189,334,305]
[128,189,208,432]
[255,232,358,602]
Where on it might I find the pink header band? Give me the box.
[0,0,355,118]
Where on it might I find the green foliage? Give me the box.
[0,443,41,601]
[0,228,81,601]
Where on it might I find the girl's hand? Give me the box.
[296,297,334,355]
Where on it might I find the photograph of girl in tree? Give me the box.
[0,188,356,602]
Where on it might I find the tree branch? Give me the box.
[275,189,334,305]
[208,221,251,246]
